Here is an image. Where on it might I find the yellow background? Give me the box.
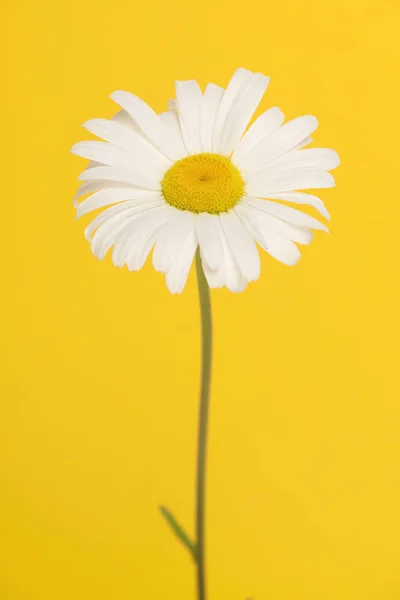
[1,0,400,598]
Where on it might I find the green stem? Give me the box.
[195,248,212,600]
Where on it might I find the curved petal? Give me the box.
[201,217,248,292]
[268,148,340,171]
[92,213,141,261]
[219,225,248,292]
[219,210,260,282]
[71,141,164,186]
[72,141,133,169]
[175,80,203,155]
[76,188,160,219]
[111,109,143,132]
[201,260,225,289]
[244,168,335,196]
[78,165,160,191]
[235,203,313,245]
[153,210,194,273]
[89,201,164,260]
[265,191,330,220]
[110,90,179,161]
[220,73,270,156]
[200,83,224,153]
[125,208,174,271]
[196,212,224,270]
[243,115,319,172]
[112,205,173,268]
[166,217,197,294]
[74,180,151,207]
[82,118,172,172]
[158,110,187,159]
[199,217,226,289]
[91,215,137,261]
[256,228,301,266]
[243,197,328,231]
[212,68,254,154]
[84,200,161,241]
[232,107,284,169]
[237,204,301,265]
[74,180,113,206]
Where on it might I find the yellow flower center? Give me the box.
[161,153,245,214]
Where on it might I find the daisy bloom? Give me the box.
[72,68,339,294]
[72,68,339,600]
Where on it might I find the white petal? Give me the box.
[89,200,164,260]
[175,80,203,155]
[243,197,328,231]
[78,165,160,191]
[219,211,260,282]
[220,73,270,156]
[268,148,340,171]
[197,217,226,289]
[232,107,284,169]
[158,110,187,159]
[153,210,194,273]
[127,226,165,272]
[219,226,247,292]
[256,228,301,266]
[92,214,137,260]
[74,179,150,207]
[74,180,106,206]
[110,90,178,161]
[82,118,172,173]
[201,259,226,289]
[223,262,247,292]
[76,187,159,218]
[112,205,173,268]
[125,207,174,271]
[166,218,197,294]
[235,203,313,245]
[237,204,301,265]
[201,217,248,293]
[265,191,330,220]
[111,109,143,132]
[84,200,153,241]
[71,141,163,186]
[213,68,254,154]
[200,83,224,153]
[72,141,132,168]
[245,168,335,196]
[243,115,319,172]
[196,212,224,270]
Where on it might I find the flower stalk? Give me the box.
[194,247,213,600]
[160,248,212,600]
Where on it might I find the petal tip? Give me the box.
[289,255,301,267]
[110,90,125,103]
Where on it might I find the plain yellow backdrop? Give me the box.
[1,0,400,598]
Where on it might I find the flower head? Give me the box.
[72,68,339,293]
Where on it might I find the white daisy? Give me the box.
[72,67,339,294]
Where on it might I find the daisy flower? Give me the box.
[72,68,339,294]
[72,68,339,600]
